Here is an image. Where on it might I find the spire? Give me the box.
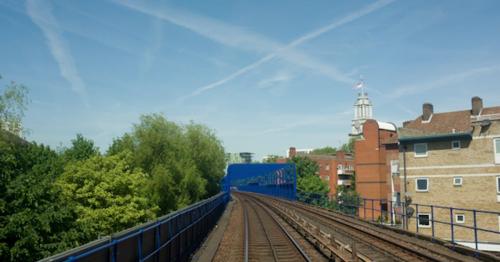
[350,77,373,136]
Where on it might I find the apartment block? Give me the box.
[399,97,500,247]
[282,147,354,197]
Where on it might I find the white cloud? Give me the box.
[26,0,88,104]
[258,71,294,89]
[389,65,500,99]
[116,0,395,98]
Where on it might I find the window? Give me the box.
[325,165,330,171]
[497,176,500,194]
[451,140,461,150]
[414,143,428,157]
[495,139,500,164]
[417,213,431,228]
[455,214,465,224]
[453,176,463,186]
[415,178,429,192]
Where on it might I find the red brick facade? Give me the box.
[354,119,399,219]
[280,147,354,197]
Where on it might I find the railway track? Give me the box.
[238,193,311,262]
[242,192,496,262]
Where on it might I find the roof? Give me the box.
[377,121,397,131]
[397,106,500,142]
[401,110,472,136]
[481,106,500,115]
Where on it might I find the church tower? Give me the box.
[350,88,373,136]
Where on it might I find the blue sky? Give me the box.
[1,0,500,159]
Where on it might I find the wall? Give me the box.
[401,123,500,243]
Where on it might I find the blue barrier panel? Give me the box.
[226,163,296,201]
[42,192,229,262]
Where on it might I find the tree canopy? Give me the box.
[0,110,226,261]
[0,76,29,136]
[56,152,158,244]
[311,146,337,155]
[107,114,225,213]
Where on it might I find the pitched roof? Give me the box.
[400,110,472,137]
[481,106,500,115]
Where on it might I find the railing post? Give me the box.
[138,229,144,260]
[363,199,366,219]
[416,204,419,233]
[431,205,435,240]
[473,210,478,251]
[450,208,455,244]
[371,199,374,222]
[111,240,117,262]
[390,200,394,225]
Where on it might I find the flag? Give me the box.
[353,80,364,90]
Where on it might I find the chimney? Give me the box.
[288,147,297,158]
[471,96,483,116]
[422,103,433,121]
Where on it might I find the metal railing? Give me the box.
[42,192,229,262]
[336,198,500,251]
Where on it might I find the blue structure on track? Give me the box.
[225,163,297,201]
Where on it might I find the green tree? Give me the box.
[0,137,74,261]
[311,146,337,155]
[333,185,361,215]
[108,114,208,213]
[61,134,99,162]
[0,76,29,136]
[262,155,281,163]
[56,152,158,244]
[341,138,356,153]
[288,156,329,206]
[185,123,226,197]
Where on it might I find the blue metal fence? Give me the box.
[336,198,500,251]
[226,163,297,201]
[43,192,229,262]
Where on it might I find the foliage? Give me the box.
[0,136,74,261]
[61,134,100,162]
[262,155,281,163]
[289,156,319,178]
[185,123,226,197]
[0,106,226,260]
[340,138,356,153]
[332,185,361,215]
[311,146,337,155]
[288,156,329,205]
[108,114,224,213]
[0,76,29,136]
[56,152,158,245]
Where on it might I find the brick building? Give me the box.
[280,147,354,197]
[399,97,500,248]
[354,120,399,220]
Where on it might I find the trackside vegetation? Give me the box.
[0,76,226,261]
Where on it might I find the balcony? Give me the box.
[337,165,354,175]
[337,179,352,186]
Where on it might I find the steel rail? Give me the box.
[250,198,312,262]
[243,201,249,262]
[246,199,280,261]
[276,198,478,262]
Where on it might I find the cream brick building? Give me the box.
[398,97,500,250]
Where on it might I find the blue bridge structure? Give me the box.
[223,163,297,201]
